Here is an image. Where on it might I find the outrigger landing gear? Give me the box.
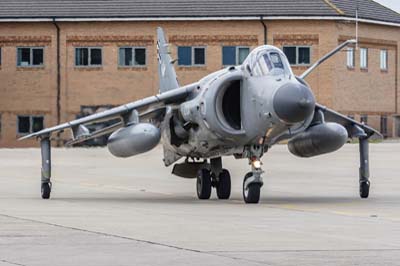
[196,157,231,200]
[40,135,52,199]
[359,136,370,198]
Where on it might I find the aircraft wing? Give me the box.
[315,103,382,138]
[19,84,196,142]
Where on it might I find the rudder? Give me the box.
[157,27,179,93]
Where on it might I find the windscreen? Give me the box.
[252,51,286,77]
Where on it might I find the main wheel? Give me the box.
[41,182,51,199]
[197,169,212,200]
[360,181,370,199]
[243,173,260,204]
[216,169,231,200]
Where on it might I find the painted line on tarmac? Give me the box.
[0,213,271,266]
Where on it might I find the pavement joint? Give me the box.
[0,213,271,266]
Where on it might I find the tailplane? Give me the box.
[157,27,179,93]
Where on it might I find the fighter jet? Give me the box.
[21,28,381,204]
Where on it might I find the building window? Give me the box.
[178,46,206,66]
[380,49,388,71]
[17,116,44,134]
[380,115,388,136]
[118,47,146,67]
[222,46,250,66]
[360,115,368,125]
[283,46,311,66]
[75,47,102,67]
[347,47,355,68]
[360,48,368,69]
[17,47,44,67]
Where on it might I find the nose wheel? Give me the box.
[243,172,263,204]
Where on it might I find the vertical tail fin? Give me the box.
[157,27,179,93]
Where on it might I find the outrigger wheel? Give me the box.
[41,182,52,199]
[197,168,212,199]
[359,180,370,198]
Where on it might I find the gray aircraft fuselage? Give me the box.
[162,45,315,162]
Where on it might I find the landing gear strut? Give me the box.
[359,137,370,198]
[196,157,231,200]
[242,145,265,204]
[40,135,52,199]
[242,160,264,204]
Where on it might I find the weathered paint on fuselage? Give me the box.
[161,45,315,160]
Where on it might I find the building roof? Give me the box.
[0,0,399,26]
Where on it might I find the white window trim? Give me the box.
[177,46,207,67]
[282,46,312,66]
[360,48,368,69]
[16,47,45,67]
[380,49,388,71]
[237,46,250,65]
[347,47,355,68]
[75,47,103,67]
[222,46,250,66]
[118,46,147,67]
[17,115,44,135]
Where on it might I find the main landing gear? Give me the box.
[196,146,265,204]
[196,157,231,200]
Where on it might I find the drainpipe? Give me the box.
[260,16,267,45]
[52,18,61,146]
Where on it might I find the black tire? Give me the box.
[360,181,370,199]
[197,169,212,200]
[216,169,231,200]
[41,182,51,199]
[243,172,260,204]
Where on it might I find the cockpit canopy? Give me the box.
[243,45,293,77]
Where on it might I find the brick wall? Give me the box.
[0,20,398,147]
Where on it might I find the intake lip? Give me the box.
[273,82,316,124]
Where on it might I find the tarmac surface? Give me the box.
[0,143,399,266]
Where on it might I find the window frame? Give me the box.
[118,46,147,67]
[177,46,206,67]
[360,47,368,69]
[192,46,206,66]
[222,46,250,66]
[380,49,388,71]
[346,47,355,69]
[74,47,103,67]
[282,45,312,66]
[360,114,368,125]
[380,115,388,137]
[16,46,45,67]
[17,115,45,135]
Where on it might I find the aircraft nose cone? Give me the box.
[273,82,316,124]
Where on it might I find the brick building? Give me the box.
[0,0,399,147]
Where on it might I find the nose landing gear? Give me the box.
[242,158,264,204]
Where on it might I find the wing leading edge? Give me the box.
[19,84,196,142]
[316,103,382,139]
